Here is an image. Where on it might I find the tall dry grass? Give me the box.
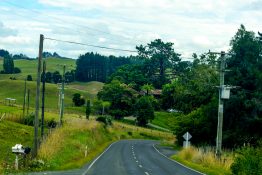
[38,118,99,160]
[178,146,233,171]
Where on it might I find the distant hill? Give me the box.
[0,80,94,110]
[0,57,76,80]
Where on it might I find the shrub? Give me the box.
[23,113,35,126]
[231,145,262,175]
[47,118,57,128]
[127,131,133,136]
[72,93,85,106]
[27,75,33,81]
[96,115,112,126]
[13,67,21,73]
[135,96,154,126]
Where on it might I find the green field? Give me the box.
[0,57,76,80]
[152,111,180,130]
[0,80,95,111]
[67,81,104,96]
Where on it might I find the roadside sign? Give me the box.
[183,132,192,141]
[183,132,192,148]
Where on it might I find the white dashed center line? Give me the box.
[145,172,150,175]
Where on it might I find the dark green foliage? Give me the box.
[92,99,103,115]
[42,51,61,58]
[47,118,57,128]
[27,75,33,81]
[223,25,262,147]
[72,93,85,106]
[161,64,218,113]
[13,53,29,60]
[98,80,137,119]
[13,67,21,73]
[65,70,75,83]
[3,54,14,74]
[135,96,155,126]
[75,52,133,82]
[52,71,62,84]
[108,64,149,90]
[42,70,73,84]
[173,99,218,146]
[0,49,9,57]
[45,72,52,83]
[136,39,181,88]
[23,113,35,126]
[96,115,112,126]
[231,144,262,175]
[86,99,91,120]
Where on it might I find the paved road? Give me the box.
[84,140,204,175]
[30,140,204,175]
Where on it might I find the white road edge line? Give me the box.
[82,142,116,175]
[152,144,206,175]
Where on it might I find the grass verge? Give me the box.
[35,118,175,171]
[171,146,233,175]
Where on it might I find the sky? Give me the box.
[0,0,261,59]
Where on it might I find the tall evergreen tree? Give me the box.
[136,39,181,88]
[3,54,14,73]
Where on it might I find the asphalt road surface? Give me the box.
[30,140,204,175]
[84,140,204,175]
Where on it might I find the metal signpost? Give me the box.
[183,132,192,148]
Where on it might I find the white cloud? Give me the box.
[98,37,106,43]
[0,0,261,58]
[0,21,17,37]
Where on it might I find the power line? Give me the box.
[44,37,137,53]
[2,0,145,44]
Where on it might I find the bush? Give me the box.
[13,67,21,73]
[72,93,85,106]
[96,115,112,126]
[23,113,35,126]
[135,96,154,126]
[27,75,33,81]
[231,145,262,175]
[47,118,57,128]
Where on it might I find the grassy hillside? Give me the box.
[0,57,76,80]
[67,81,104,96]
[0,80,93,111]
[152,112,181,131]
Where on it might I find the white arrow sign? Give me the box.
[183,132,192,141]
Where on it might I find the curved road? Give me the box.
[84,140,204,175]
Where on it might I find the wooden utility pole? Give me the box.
[41,60,46,138]
[216,51,225,158]
[27,89,30,115]
[59,65,65,126]
[23,79,27,117]
[33,34,44,157]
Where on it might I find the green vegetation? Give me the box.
[135,96,154,126]
[152,112,180,130]
[231,145,262,175]
[97,80,138,119]
[171,147,233,175]
[0,80,92,110]
[75,52,133,82]
[67,81,104,96]
[0,120,34,174]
